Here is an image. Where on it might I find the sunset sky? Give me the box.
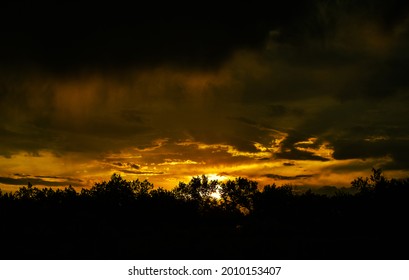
[1,1,409,191]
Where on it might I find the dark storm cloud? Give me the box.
[9,1,405,73]
[321,159,379,173]
[1,0,409,187]
[0,175,84,187]
[232,1,409,170]
[331,138,409,169]
[0,2,312,73]
[275,149,330,162]
[267,104,304,117]
[362,58,409,99]
[184,116,274,154]
[275,0,409,45]
[272,131,330,161]
[0,72,157,156]
[0,120,148,157]
[120,109,145,123]
[0,124,59,157]
[233,0,409,102]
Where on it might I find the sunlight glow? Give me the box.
[206,173,228,181]
[294,138,334,159]
[210,186,222,200]
[205,174,226,200]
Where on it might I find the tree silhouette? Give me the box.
[351,168,389,194]
[172,175,218,207]
[220,177,259,214]
[253,184,294,217]
[1,169,409,259]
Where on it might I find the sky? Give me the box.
[1,1,409,191]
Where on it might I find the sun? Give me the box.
[205,174,226,200]
[210,185,222,200]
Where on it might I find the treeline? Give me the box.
[0,169,409,259]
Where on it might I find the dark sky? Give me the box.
[1,0,409,189]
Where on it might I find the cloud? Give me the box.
[158,159,204,166]
[0,175,84,187]
[1,1,409,189]
[331,138,409,169]
[1,3,293,73]
[121,170,164,175]
[129,163,141,170]
[264,174,315,180]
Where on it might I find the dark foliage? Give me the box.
[0,169,408,259]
